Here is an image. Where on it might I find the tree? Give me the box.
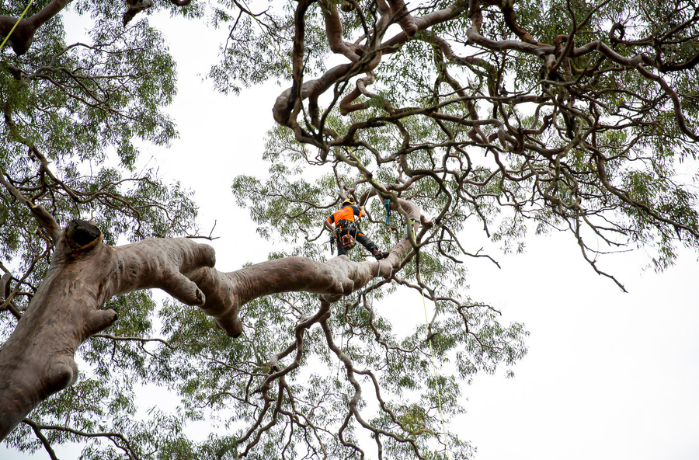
[1,0,698,458]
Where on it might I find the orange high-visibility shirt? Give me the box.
[327,205,363,225]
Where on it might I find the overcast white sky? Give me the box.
[3,6,699,460]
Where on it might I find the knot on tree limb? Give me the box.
[65,220,102,252]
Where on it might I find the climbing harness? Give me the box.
[0,0,35,51]
[334,220,359,252]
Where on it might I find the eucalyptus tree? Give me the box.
[1,0,698,459]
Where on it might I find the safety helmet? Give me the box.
[341,199,354,206]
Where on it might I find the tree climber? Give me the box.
[325,199,389,260]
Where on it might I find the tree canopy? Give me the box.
[1,0,698,459]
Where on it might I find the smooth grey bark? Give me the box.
[0,197,424,441]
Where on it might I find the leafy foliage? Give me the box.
[2,0,699,459]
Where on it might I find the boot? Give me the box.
[372,248,389,260]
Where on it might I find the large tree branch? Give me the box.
[387,0,418,37]
[273,2,462,130]
[0,195,425,441]
[379,3,463,54]
[273,56,381,129]
[319,0,361,62]
[482,0,545,45]
[0,0,73,55]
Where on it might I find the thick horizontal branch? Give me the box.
[0,195,425,441]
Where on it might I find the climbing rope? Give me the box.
[0,0,35,51]
[245,8,448,454]
[417,255,452,460]
[404,217,420,239]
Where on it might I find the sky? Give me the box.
[3,5,699,460]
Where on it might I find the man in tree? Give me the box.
[1,0,699,458]
[324,199,389,259]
